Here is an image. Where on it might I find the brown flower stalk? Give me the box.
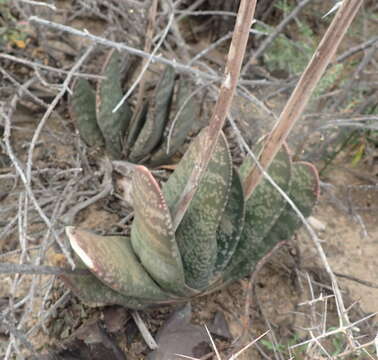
[172,0,257,229]
[243,0,363,198]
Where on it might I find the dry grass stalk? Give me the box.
[243,0,364,198]
[172,0,258,228]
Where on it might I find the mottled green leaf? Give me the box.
[96,50,132,158]
[66,227,169,300]
[60,257,150,309]
[162,129,211,218]
[224,145,292,282]
[212,168,245,279]
[131,166,195,296]
[70,78,104,147]
[149,77,199,166]
[262,161,319,246]
[129,66,175,162]
[224,161,319,282]
[125,101,149,156]
[163,130,232,289]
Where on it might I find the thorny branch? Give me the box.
[28,16,218,82]
[0,263,90,276]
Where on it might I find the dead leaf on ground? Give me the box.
[147,303,211,360]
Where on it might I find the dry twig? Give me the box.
[244,0,364,197]
[172,0,258,229]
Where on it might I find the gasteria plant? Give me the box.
[62,129,319,309]
[70,49,199,166]
[62,0,359,311]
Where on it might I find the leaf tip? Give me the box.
[65,227,94,270]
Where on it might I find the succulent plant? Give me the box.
[70,49,199,165]
[62,126,319,309]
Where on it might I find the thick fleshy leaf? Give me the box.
[124,101,149,156]
[60,258,150,310]
[225,161,319,281]
[223,145,292,282]
[131,166,194,296]
[66,227,169,300]
[163,130,232,289]
[70,79,104,147]
[129,66,175,162]
[149,77,199,166]
[96,50,132,158]
[261,161,320,246]
[212,168,245,279]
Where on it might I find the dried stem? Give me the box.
[112,0,169,113]
[0,53,104,80]
[243,0,364,199]
[131,311,158,350]
[0,263,90,276]
[60,159,113,225]
[172,0,257,229]
[28,16,217,81]
[336,35,378,62]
